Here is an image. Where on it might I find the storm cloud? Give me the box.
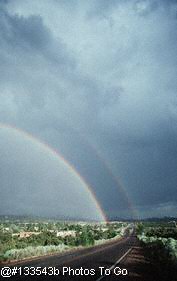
[0,0,177,219]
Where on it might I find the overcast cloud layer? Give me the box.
[0,0,177,219]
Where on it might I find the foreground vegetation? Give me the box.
[0,217,130,262]
[137,221,177,281]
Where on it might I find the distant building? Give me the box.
[12,231,41,238]
[56,230,76,238]
[3,227,10,232]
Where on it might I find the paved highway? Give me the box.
[2,232,138,281]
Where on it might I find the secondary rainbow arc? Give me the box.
[60,123,139,219]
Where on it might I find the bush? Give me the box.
[3,244,69,261]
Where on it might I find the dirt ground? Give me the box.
[106,246,176,281]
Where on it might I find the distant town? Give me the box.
[0,216,132,262]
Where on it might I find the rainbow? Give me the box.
[0,123,107,222]
[59,123,139,219]
[85,144,139,219]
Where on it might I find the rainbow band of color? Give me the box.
[0,123,107,222]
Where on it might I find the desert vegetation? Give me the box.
[137,221,177,280]
[0,217,130,262]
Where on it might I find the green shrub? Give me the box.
[3,244,69,261]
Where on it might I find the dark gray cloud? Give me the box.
[0,0,177,219]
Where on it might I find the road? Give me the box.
[1,232,138,281]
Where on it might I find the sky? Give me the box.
[0,0,177,220]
